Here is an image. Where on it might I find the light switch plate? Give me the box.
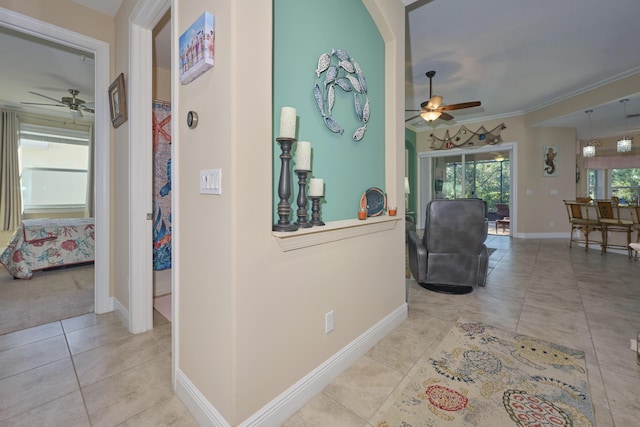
[200,169,221,195]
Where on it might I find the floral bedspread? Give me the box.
[0,218,95,279]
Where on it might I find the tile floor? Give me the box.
[1,237,638,426]
[284,236,640,426]
[0,309,198,426]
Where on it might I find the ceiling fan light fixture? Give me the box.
[426,95,443,110]
[420,110,441,122]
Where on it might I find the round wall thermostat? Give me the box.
[187,111,199,129]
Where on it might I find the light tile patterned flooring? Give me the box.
[0,310,198,426]
[285,236,640,426]
[1,237,638,426]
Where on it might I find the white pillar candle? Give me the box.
[295,141,311,170]
[279,106,297,138]
[309,178,324,197]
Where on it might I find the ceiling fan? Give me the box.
[22,89,95,117]
[406,71,481,123]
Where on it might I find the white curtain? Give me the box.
[84,124,94,217]
[0,110,22,231]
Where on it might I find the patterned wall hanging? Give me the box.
[152,100,172,270]
[314,49,370,141]
[430,123,506,150]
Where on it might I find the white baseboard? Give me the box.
[176,303,408,427]
[153,269,172,296]
[113,297,129,329]
[514,232,569,239]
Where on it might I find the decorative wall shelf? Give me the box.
[273,216,401,251]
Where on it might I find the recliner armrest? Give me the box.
[407,230,427,283]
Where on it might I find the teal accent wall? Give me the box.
[273,0,385,222]
[405,128,416,216]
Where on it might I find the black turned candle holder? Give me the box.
[273,137,298,232]
[310,196,325,226]
[294,169,312,228]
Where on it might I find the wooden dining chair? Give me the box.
[594,199,633,258]
[630,205,640,259]
[563,200,601,251]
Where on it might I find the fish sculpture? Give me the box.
[323,65,338,88]
[353,124,367,142]
[338,60,355,73]
[327,84,335,115]
[352,61,367,94]
[324,116,344,134]
[346,74,362,93]
[362,98,370,123]
[335,78,352,92]
[315,53,330,77]
[331,48,350,62]
[314,83,325,116]
[353,93,363,121]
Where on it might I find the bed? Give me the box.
[0,218,95,279]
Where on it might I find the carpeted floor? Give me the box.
[377,318,594,426]
[0,264,95,336]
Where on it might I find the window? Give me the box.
[611,168,640,204]
[587,168,639,204]
[18,122,91,213]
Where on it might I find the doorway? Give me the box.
[0,7,111,315]
[417,143,517,235]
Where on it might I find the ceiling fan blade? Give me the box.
[21,102,66,107]
[439,112,455,121]
[405,114,421,122]
[28,91,63,104]
[438,101,481,111]
[81,105,95,113]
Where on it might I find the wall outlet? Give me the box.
[325,310,334,334]
[631,338,637,352]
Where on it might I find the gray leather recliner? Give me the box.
[407,198,489,294]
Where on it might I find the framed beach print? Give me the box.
[543,145,558,177]
[108,73,127,128]
[179,12,215,84]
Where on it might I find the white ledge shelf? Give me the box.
[273,215,402,251]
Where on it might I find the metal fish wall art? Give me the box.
[346,74,362,93]
[314,83,324,115]
[324,116,344,134]
[353,124,367,142]
[323,65,338,88]
[353,93,363,121]
[362,98,370,123]
[315,53,330,77]
[327,84,335,115]
[335,78,352,92]
[313,48,371,140]
[338,60,355,73]
[331,48,351,62]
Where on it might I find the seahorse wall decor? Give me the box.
[543,145,558,176]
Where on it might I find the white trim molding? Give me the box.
[176,304,408,427]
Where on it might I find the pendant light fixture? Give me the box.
[617,99,633,153]
[582,109,599,158]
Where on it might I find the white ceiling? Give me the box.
[405,0,640,140]
[2,1,640,141]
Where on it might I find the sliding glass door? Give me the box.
[418,145,514,232]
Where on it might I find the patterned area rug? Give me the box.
[378,318,594,426]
